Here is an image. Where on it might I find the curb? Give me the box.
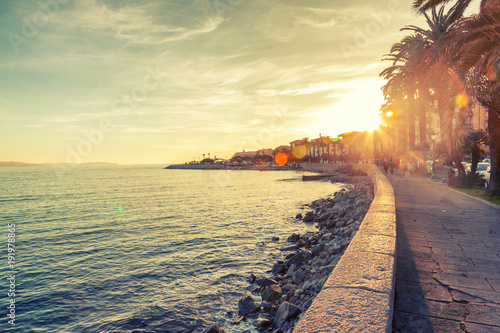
[446,186,500,210]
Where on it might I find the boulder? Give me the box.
[282,284,299,293]
[203,324,227,333]
[253,318,271,328]
[261,284,282,302]
[302,281,313,290]
[260,301,275,312]
[259,278,278,288]
[287,233,300,242]
[303,211,315,222]
[271,263,285,275]
[316,212,332,222]
[273,302,302,328]
[295,213,303,219]
[231,316,246,325]
[286,263,297,277]
[292,270,305,284]
[286,252,304,267]
[311,243,324,256]
[238,292,259,316]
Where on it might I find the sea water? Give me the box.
[0,165,342,332]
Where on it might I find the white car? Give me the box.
[475,162,490,180]
[485,165,491,189]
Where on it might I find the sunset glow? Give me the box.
[0,1,429,164]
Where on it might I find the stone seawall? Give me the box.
[294,163,396,333]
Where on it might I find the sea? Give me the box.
[0,165,343,333]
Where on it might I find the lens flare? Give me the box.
[454,94,468,107]
[292,145,307,159]
[384,110,394,118]
[275,153,288,166]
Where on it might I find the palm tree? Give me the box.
[414,0,500,196]
[380,5,468,158]
[461,129,488,175]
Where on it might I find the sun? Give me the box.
[308,79,384,135]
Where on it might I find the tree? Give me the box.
[380,5,468,158]
[415,0,500,195]
[461,129,488,175]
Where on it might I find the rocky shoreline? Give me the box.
[204,170,374,333]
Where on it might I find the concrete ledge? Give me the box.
[294,164,396,333]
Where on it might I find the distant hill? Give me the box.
[0,161,118,167]
[0,161,42,167]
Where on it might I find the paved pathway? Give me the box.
[387,171,500,332]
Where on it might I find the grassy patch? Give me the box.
[450,186,500,206]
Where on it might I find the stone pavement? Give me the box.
[387,171,500,332]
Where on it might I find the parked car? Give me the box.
[484,165,491,189]
[482,157,490,163]
[475,162,490,179]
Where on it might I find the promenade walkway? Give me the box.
[387,171,500,332]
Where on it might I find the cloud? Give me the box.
[0,0,434,163]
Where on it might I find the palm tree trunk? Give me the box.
[487,107,500,195]
[419,108,427,148]
[408,112,416,149]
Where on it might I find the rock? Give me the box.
[315,212,328,222]
[353,207,367,221]
[296,239,306,247]
[336,220,346,228]
[238,292,259,316]
[292,270,305,285]
[271,263,285,275]
[303,211,315,222]
[280,245,297,252]
[231,316,246,325]
[311,243,324,256]
[321,233,333,241]
[286,252,304,267]
[295,213,303,219]
[300,249,312,260]
[273,302,302,328]
[303,298,314,309]
[287,233,300,242]
[249,273,257,284]
[255,275,267,285]
[282,284,299,293]
[203,323,227,333]
[260,278,278,288]
[254,318,271,328]
[295,288,304,295]
[285,263,297,277]
[260,301,275,312]
[261,284,282,302]
[302,281,313,290]
[316,259,327,267]
[271,236,280,241]
[320,264,336,274]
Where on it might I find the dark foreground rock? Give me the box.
[203,323,227,333]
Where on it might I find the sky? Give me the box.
[0,0,481,164]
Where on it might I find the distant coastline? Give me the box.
[164,164,302,171]
[0,161,118,167]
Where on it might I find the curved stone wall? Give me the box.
[294,163,396,333]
